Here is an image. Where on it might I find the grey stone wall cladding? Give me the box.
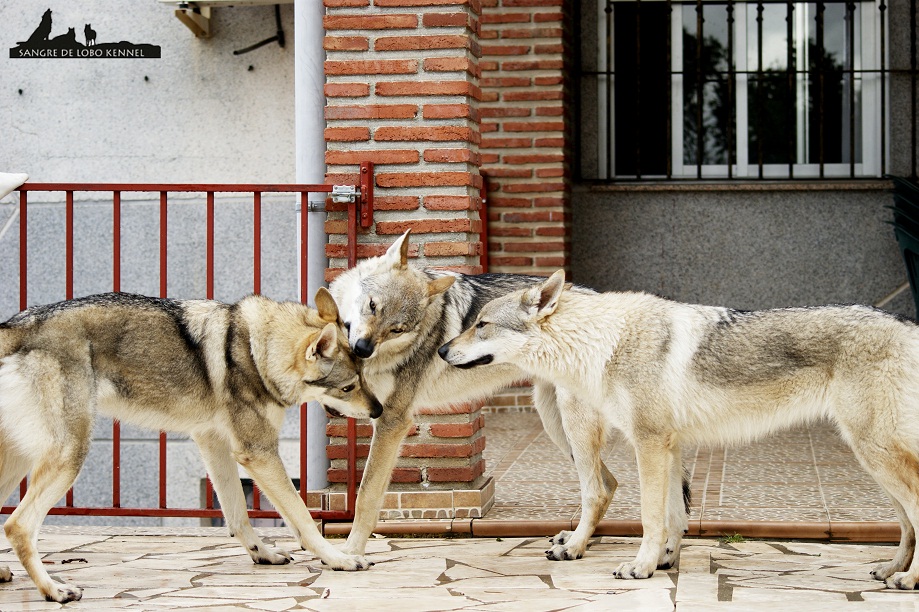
[0,194,305,318]
[572,187,915,320]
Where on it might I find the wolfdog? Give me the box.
[0,289,381,602]
[328,232,683,563]
[440,269,919,590]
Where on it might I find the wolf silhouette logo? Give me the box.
[10,7,160,59]
[21,9,52,46]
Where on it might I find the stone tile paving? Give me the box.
[0,528,916,610]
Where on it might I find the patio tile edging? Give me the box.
[322,517,901,542]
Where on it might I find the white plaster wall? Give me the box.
[0,0,296,183]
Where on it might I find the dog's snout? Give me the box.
[353,337,375,359]
[437,343,451,360]
[369,397,383,419]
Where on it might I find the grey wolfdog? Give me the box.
[440,270,919,590]
[0,289,381,602]
[328,232,688,564]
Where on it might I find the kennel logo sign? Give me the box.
[10,8,161,59]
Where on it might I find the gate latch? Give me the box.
[331,185,357,204]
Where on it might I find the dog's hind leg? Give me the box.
[1,354,91,602]
[5,444,88,603]
[847,440,919,589]
[546,394,613,562]
[537,384,618,550]
[0,452,31,584]
[870,496,914,581]
[193,432,292,566]
[836,407,919,590]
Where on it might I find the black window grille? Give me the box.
[577,0,918,181]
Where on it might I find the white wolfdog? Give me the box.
[0,289,380,602]
[328,233,676,563]
[440,270,919,590]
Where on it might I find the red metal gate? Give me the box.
[0,162,373,522]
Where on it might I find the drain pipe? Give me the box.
[295,0,329,490]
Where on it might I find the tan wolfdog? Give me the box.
[441,270,919,590]
[0,289,380,602]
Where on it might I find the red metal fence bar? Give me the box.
[2,171,372,522]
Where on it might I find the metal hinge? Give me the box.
[331,185,357,204]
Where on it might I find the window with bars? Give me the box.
[583,0,890,180]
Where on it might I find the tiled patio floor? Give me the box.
[0,528,914,610]
[481,411,898,538]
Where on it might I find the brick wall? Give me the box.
[326,406,486,487]
[482,384,534,413]
[479,0,572,275]
[322,0,491,518]
[322,0,485,278]
[326,404,493,518]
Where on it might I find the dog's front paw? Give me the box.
[871,559,904,581]
[0,566,11,582]
[322,552,374,571]
[42,583,82,603]
[545,543,583,561]
[886,571,919,590]
[249,543,293,565]
[613,561,654,580]
[549,530,572,546]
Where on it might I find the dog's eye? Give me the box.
[341,384,355,393]
[368,299,376,314]
[391,327,405,335]
[476,321,487,329]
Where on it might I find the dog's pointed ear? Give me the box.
[309,323,340,361]
[383,230,411,269]
[314,287,340,323]
[427,274,455,297]
[522,270,566,320]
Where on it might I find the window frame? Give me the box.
[593,0,888,181]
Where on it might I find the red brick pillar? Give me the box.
[323,0,492,520]
[479,0,571,275]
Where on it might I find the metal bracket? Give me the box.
[359,161,374,229]
[331,185,357,204]
[175,5,211,38]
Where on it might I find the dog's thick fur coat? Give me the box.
[440,270,919,589]
[0,290,380,602]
